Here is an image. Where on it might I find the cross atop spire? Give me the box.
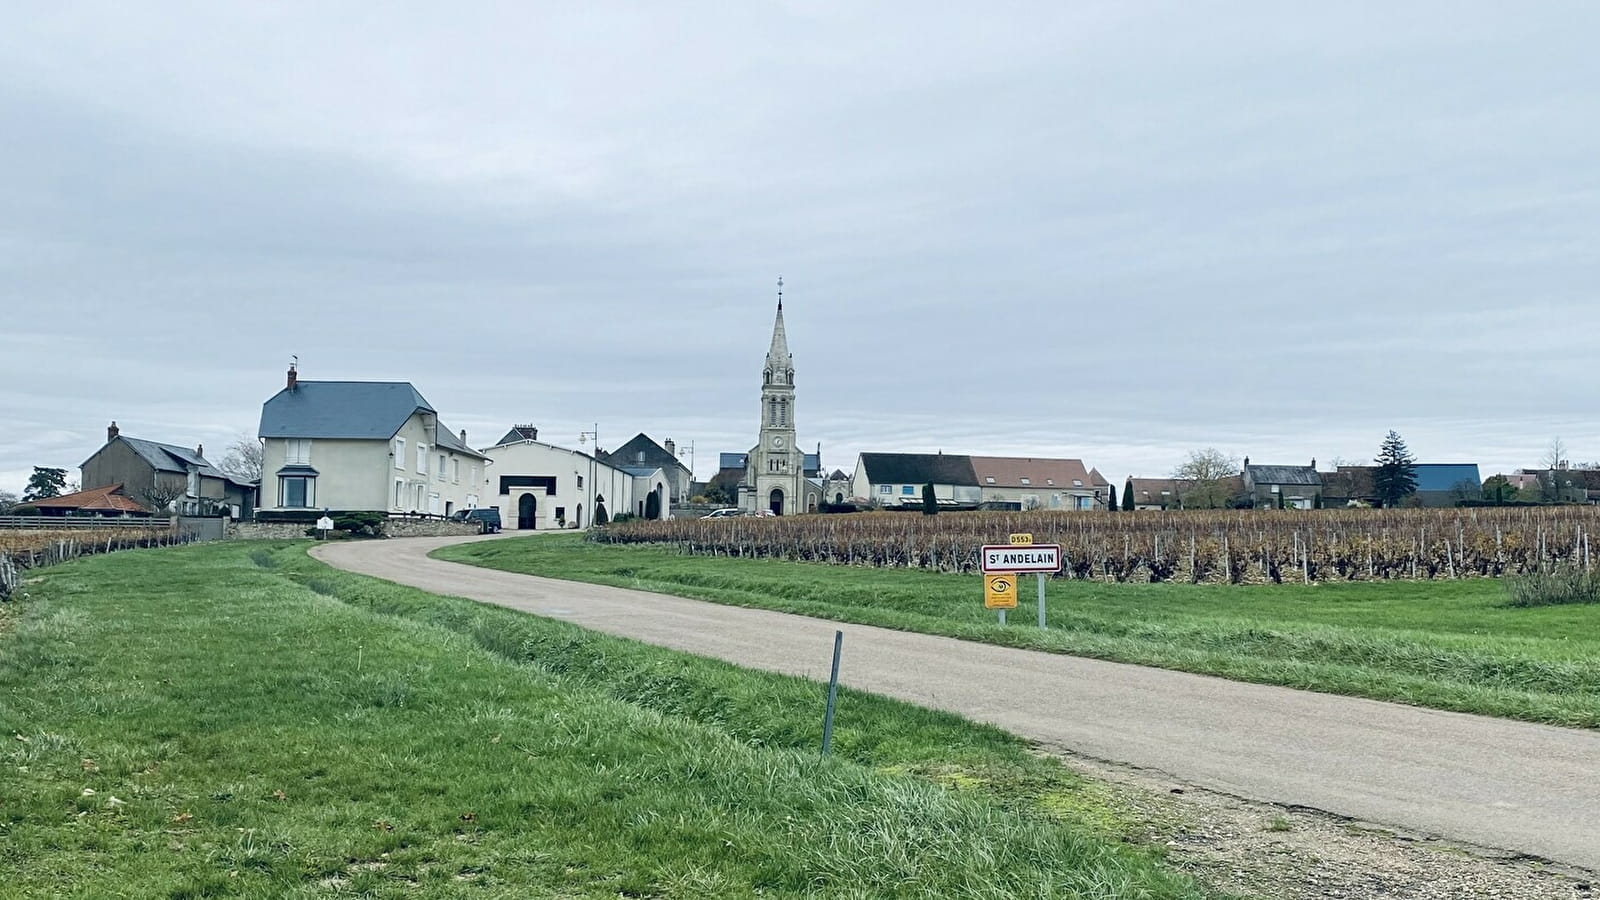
[777,276,783,311]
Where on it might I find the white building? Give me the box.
[257,367,489,516]
[479,425,670,529]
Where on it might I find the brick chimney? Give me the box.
[1310,457,1317,470]
[195,444,204,458]
[107,421,119,442]
[286,362,297,390]
[665,438,676,456]
[459,429,467,445]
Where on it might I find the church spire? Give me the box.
[766,276,791,368]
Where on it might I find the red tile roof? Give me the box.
[969,456,1096,490]
[31,484,149,513]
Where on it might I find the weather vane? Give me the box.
[777,275,783,310]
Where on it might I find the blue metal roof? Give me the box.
[719,452,748,469]
[1414,464,1481,492]
[259,381,433,440]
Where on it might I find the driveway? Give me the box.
[314,533,1600,872]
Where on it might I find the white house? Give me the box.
[256,367,490,517]
[479,425,671,529]
[850,452,983,507]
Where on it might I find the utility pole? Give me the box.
[579,424,599,527]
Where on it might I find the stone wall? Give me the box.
[386,519,482,538]
[229,521,310,541]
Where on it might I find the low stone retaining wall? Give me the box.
[228,519,481,540]
[229,521,310,541]
[387,520,481,538]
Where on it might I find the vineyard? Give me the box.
[593,508,1600,584]
[0,527,192,600]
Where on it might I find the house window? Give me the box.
[1020,478,1031,486]
[452,459,460,483]
[1072,479,1082,487]
[285,439,311,465]
[577,475,584,489]
[1270,485,1281,494]
[393,438,405,469]
[417,445,428,474]
[1046,479,1054,486]
[394,479,404,508]
[985,476,995,484]
[187,469,199,497]
[470,464,479,485]
[438,453,446,481]
[414,484,426,510]
[879,484,892,494]
[901,485,916,495]
[280,475,314,508]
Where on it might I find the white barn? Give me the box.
[478,426,670,530]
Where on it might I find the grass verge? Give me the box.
[437,536,1600,729]
[0,541,1217,898]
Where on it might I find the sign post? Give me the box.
[983,539,1062,628]
[315,514,334,540]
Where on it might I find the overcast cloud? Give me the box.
[3,2,1597,495]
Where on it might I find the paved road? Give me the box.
[314,534,1600,871]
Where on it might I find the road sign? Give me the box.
[981,544,1062,573]
[984,573,1017,609]
[1008,533,1034,545]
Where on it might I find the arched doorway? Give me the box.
[575,503,583,529]
[834,492,844,505]
[768,488,784,516]
[517,493,537,530]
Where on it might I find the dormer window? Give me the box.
[985,476,995,484]
[1020,478,1031,486]
[1073,479,1083,487]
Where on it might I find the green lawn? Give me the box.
[0,542,1217,899]
[438,536,1600,729]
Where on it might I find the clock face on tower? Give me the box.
[770,435,786,449]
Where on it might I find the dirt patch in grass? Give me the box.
[1041,745,1594,900]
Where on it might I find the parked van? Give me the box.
[452,507,502,533]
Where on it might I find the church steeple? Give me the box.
[765,276,792,384]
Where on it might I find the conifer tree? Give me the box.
[1373,431,1419,508]
[921,482,938,516]
[1107,484,1119,511]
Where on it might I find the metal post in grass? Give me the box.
[1037,573,1046,628]
[821,630,843,758]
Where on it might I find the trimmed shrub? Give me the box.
[1505,567,1600,607]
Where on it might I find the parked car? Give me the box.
[701,508,742,519]
[451,507,502,533]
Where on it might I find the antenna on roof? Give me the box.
[776,276,783,311]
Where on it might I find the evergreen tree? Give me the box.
[22,466,67,502]
[1121,483,1135,511]
[1372,431,1418,508]
[1107,484,1119,511]
[921,482,938,516]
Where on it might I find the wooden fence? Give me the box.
[0,516,173,530]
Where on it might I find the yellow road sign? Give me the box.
[985,573,1017,609]
[1008,533,1033,545]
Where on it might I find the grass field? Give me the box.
[0,542,1216,898]
[438,535,1600,729]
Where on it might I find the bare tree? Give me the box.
[219,434,263,483]
[141,478,188,514]
[0,489,17,513]
[1542,437,1571,503]
[1172,448,1241,509]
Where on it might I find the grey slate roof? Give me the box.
[1245,465,1321,486]
[120,436,224,479]
[619,465,663,478]
[603,433,690,474]
[495,426,541,446]
[260,382,432,440]
[434,425,490,460]
[857,452,979,486]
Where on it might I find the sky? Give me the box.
[3,2,1598,497]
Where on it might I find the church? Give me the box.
[735,283,825,516]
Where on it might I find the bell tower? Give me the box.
[746,278,803,515]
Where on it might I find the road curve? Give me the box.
[314,534,1600,871]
